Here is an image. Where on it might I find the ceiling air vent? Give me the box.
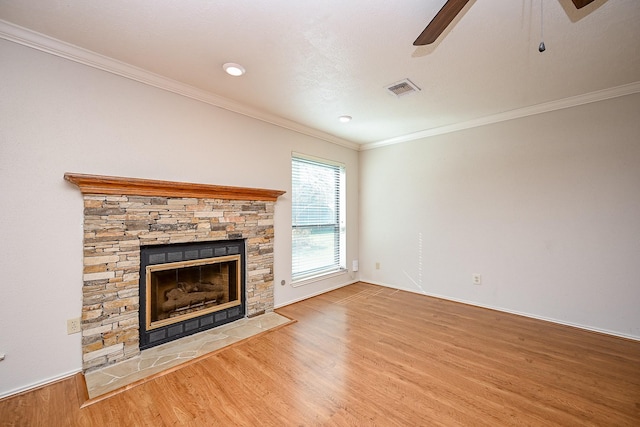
[385,79,421,97]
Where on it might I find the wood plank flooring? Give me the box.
[2,282,639,426]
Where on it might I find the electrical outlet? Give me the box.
[472,274,482,285]
[67,318,81,335]
[375,262,380,270]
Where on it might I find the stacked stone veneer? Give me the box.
[81,195,276,371]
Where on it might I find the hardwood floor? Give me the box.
[2,282,639,426]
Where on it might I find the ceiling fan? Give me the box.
[413,0,596,45]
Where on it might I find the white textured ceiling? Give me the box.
[1,0,639,148]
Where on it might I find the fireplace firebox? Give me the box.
[139,240,246,350]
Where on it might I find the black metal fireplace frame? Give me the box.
[138,239,246,350]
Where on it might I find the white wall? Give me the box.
[360,92,640,340]
[0,39,359,397]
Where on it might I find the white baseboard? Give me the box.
[362,280,640,342]
[0,369,82,400]
[274,279,358,309]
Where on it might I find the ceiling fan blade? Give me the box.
[571,0,595,8]
[413,0,471,46]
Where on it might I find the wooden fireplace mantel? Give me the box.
[64,173,286,201]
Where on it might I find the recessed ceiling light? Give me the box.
[338,115,352,123]
[223,63,246,77]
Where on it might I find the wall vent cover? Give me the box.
[385,79,421,97]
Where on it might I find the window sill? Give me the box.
[291,269,348,288]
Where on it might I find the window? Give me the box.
[291,154,346,283]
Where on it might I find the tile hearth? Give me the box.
[84,312,292,400]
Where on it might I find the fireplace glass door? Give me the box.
[146,255,241,330]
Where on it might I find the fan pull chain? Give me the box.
[539,0,546,52]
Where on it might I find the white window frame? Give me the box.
[291,153,346,286]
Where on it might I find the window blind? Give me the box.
[292,155,345,282]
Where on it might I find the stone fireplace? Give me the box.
[65,173,285,372]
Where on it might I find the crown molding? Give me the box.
[362,81,640,151]
[2,19,638,153]
[0,19,360,151]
